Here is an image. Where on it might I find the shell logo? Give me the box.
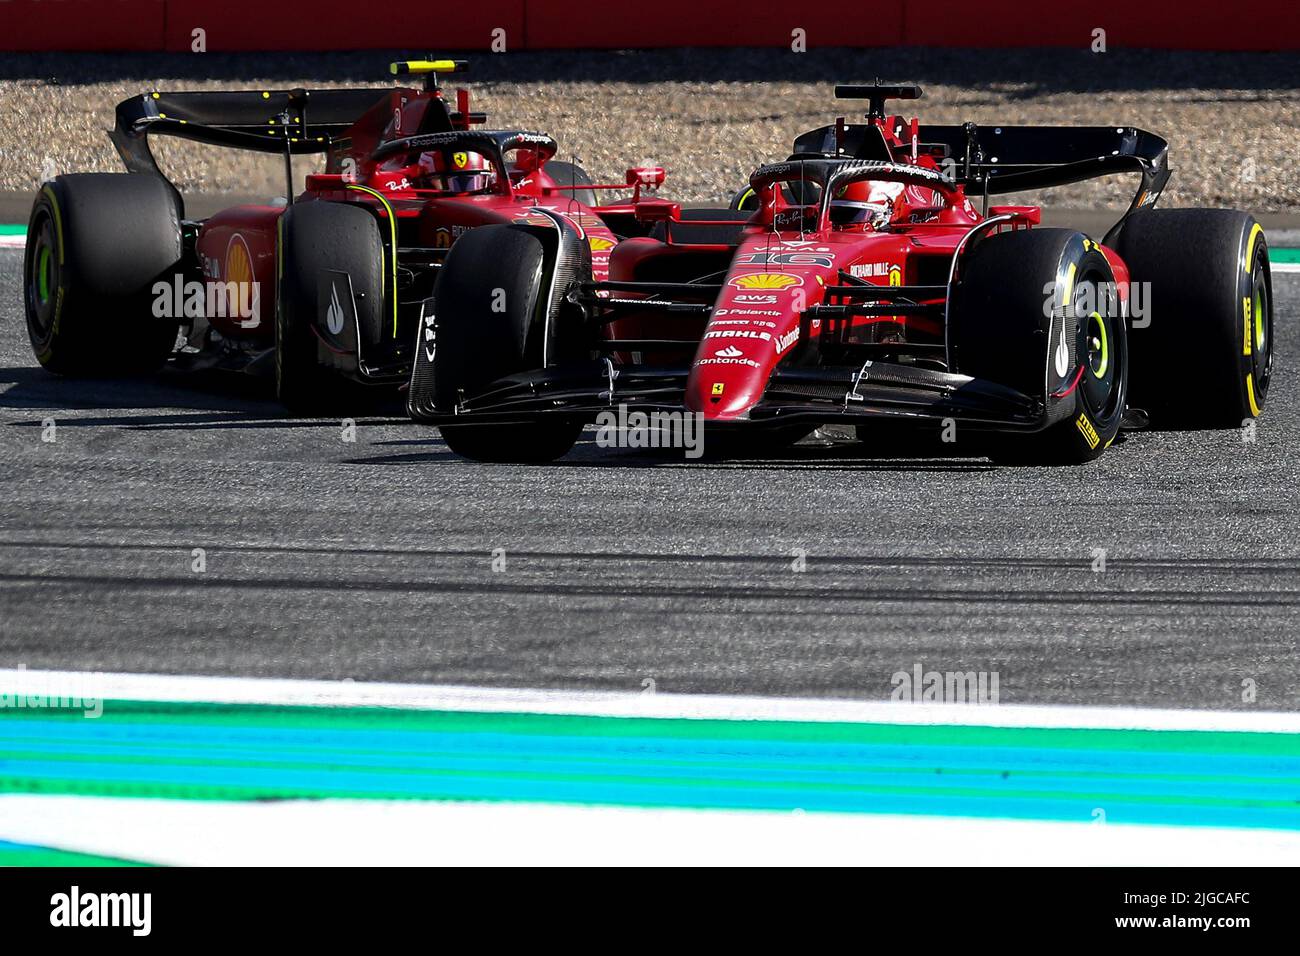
[730,272,801,291]
[225,234,254,287]
[513,212,554,227]
[222,233,259,327]
[588,236,615,252]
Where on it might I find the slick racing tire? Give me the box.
[730,180,819,211]
[275,201,386,413]
[24,174,183,376]
[1109,209,1272,428]
[543,161,598,208]
[428,224,583,462]
[951,228,1127,465]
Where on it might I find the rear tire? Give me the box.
[1110,209,1271,428]
[730,181,818,211]
[543,160,597,208]
[275,201,386,413]
[426,225,582,462]
[24,174,182,376]
[951,228,1128,465]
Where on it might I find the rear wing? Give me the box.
[110,88,398,175]
[793,121,1171,239]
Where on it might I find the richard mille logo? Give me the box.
[423,310,436,362]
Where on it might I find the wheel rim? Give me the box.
[1249,255,1272,403]
[36,246,51,304]
[1075,270,1120,417]
[25,211,59,338]
[1086,310,1109,379]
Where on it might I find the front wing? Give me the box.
[408,359,1047,431]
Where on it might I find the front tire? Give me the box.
[951,228,1128,465]
[421,225,582,463]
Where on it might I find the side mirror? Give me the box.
[515,149,543,173]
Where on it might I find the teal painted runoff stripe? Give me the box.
[0,839,145,867]
[0,700,1297,830]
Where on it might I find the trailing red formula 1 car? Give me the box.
[408,82,1273,464]
[22,59,667,410]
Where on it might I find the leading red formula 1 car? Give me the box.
[409,82,1273,464]
[22,59,666,410]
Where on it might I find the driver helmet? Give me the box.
[416,149,494,193]
[829,180,904,229]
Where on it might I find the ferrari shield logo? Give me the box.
[453,151,468,169]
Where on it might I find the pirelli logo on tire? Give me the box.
[1075,413,1100,449]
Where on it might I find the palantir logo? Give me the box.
[50,886,151,936]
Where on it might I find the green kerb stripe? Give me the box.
[0,699,1296,829]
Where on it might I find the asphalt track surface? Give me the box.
[1,247,1298,709]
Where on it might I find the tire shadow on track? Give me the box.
[342,431,999,472]
[0,364,274,415]
[0,365,410,430]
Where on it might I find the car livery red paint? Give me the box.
[21,59,667,410]
[409,81,1273,465]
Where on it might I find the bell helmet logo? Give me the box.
[730,272,801,291]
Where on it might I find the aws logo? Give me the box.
[730,272,802,291]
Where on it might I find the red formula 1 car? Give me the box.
[409,82,1273,465]
[22,59,666,410]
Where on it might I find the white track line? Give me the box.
[4,794,1299,866]
[2,668,1297,732]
